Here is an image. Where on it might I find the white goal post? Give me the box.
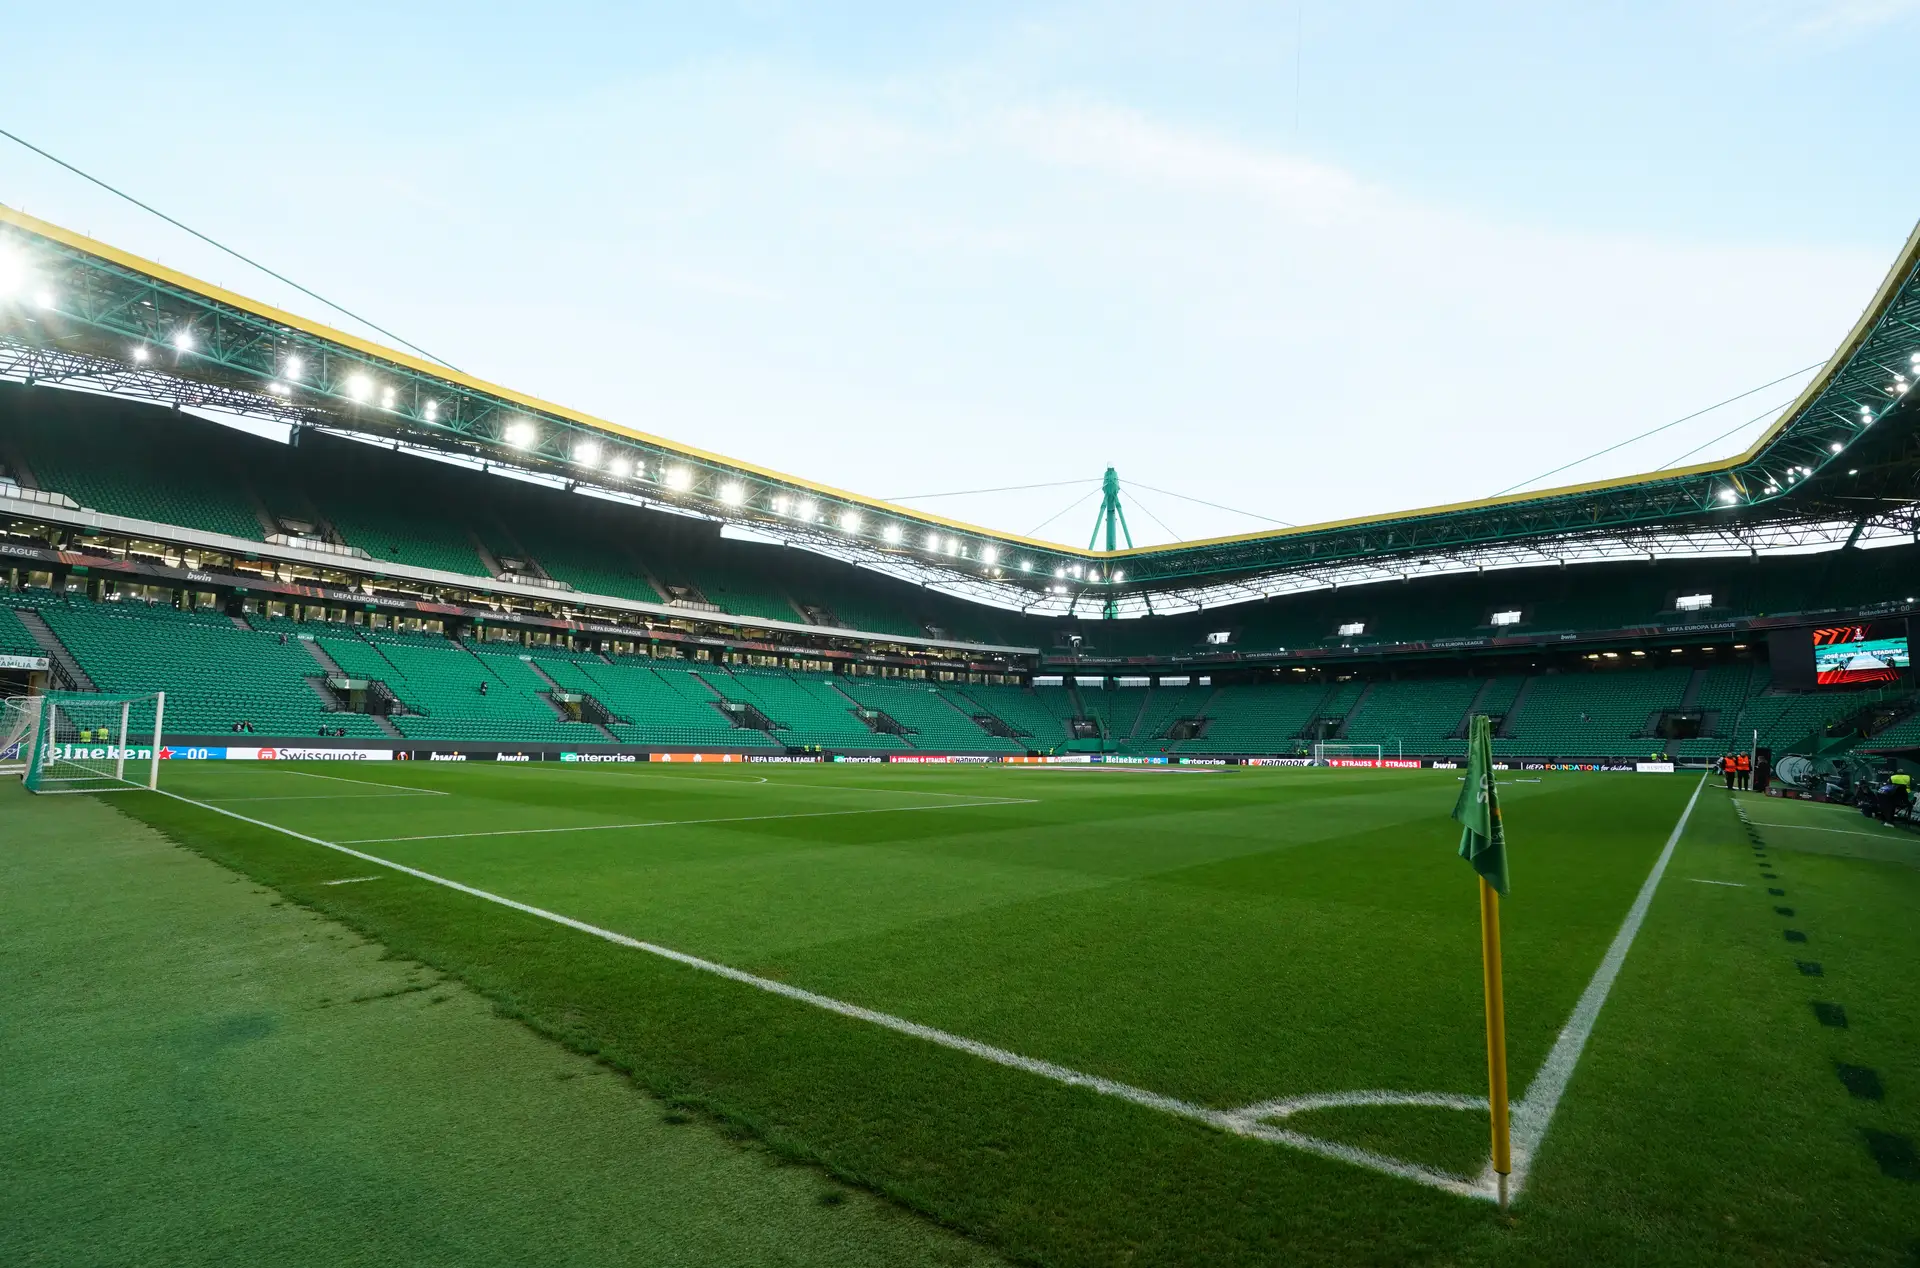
[20,691,166,794]
[1313,742,1384,766]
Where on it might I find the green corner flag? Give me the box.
[1452,714,1510,896]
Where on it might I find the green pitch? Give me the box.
[69,763,1920,1263]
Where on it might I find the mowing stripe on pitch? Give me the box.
[342,799,1037,845]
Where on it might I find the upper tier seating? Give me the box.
[3,393,264,540]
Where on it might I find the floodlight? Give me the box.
[574,441,601,467]
[882,523,902,544]
[1849,468,1859,476]
[504,419,537,448]
[608,456,632,479]
[284,355,304,379]
[1113,570,1125,582]
[1861,406,1874,419]
[0,247,25,298]
[1717,488,1737,503]
[1070,565,1083,579]
[720,481,746,506]
[424,401,439,421]
[1831,442,1843,453]
[1054,567,1065,579]
[1019,560,1031,572]
[268,381,292,397]
[173,328,196,352]
[980,545,999,565]
[771,495,789,514]
[33,290,55,310]
[130,346,149,363]
[665,466,694,492]
[345,373,374,402]
[380,387,397,409]
[795,497,816,520]
[840,510,862,533]
[947,537,961,556]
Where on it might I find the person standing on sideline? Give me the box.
[1736,751,1751,791]
[1721,753,1736,790]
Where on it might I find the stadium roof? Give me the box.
[1,205,1917,618]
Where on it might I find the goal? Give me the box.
[20,692,166,794]
[1313,742,1383,766]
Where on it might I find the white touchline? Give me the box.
[341,799,1039,845]
[149,776,1705,1207]
[1688,878,1746,887]
[1486,773,1706,1199]
[321,876,383,885]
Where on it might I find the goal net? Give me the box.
[1313,742,1383,766]
[0,694,42,775]
[21,692,166,794]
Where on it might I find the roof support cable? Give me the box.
[1492,362,1825,496]
[0,125,462,371]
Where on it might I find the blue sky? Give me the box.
[4,2,1916,544]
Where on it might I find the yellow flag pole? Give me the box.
[1479,875,1512,1210]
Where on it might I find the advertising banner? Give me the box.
[1243,757,1312,767]
[747,755,823,764]
[648,752,742,762]
[1326,758,1423,769]
[560,752,642,763]
[223,747,394,761]
[831,755,886,763]
[1634,761,1677,773]
[0,653,51,671]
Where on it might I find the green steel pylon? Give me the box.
[1087,467,1135,553]
[1087,467,1134,619]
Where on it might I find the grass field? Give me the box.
[13,761,1918,1264]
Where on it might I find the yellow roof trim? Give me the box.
[6,204,1915,566]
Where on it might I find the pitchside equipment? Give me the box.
[22,691,165,794]
[1312,743,1382,766]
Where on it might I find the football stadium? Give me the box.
[4,117,1919,1268]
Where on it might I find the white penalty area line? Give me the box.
[1688,878,1746,887]
[146,776,1708,1207]
[339,798,1038,845]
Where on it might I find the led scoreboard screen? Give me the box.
[1812,621,1910,686]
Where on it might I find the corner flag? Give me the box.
[1452,714,1513,1209]
[1452,714,1509,895]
